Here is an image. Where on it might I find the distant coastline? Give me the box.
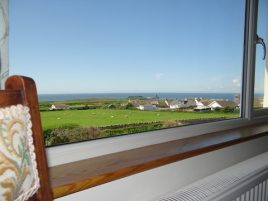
[38,92,247,102]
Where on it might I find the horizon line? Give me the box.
[38,91,244,95]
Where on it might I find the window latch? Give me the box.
[256,34,266,60]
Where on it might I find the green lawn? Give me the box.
[41,109,238,130]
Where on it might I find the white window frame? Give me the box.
[44,0,268,167]
[251,0,268,117]
[253,108,268,116]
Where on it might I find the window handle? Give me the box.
[256,34,266,60]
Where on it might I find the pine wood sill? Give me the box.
[49,123,268,198]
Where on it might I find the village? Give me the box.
[48,94,241,112]
[131,95,240,111]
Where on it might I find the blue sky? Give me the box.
[9,0,253,94]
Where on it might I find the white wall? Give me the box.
[209,102,221,109]
[55,135,268,201]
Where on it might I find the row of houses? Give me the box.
[49,98,239,111]
[137,98,239,111]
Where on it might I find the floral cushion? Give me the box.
[0,105,40,201]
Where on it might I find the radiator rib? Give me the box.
[156,152,268,201]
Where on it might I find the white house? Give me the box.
[50,104,70,110]
[138,104,156,110]
[208,100,238,109]
[194,98,212,111]
[194,105,211,111]
[195,98,212,107]
[184,99,196,107]
[169,100,183,109]
[164,99,170,107]
[169,99,196,109]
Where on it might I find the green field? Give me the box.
[40,99,240,146]
[41,109,238,130]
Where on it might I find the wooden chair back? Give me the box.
[0,75,53,201]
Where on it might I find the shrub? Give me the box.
[163,120,181,128]
[223,106,235,113]
[104,123,163,137]
[214,107,221,112]
[44,126,104,146]
[107,104,116,109]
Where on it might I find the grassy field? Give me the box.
[40,99,240,146]
[41,109,238,130]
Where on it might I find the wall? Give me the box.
[55,135,268,201]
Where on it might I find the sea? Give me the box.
[38,93,242,102]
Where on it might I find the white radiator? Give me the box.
[156,152,268,201]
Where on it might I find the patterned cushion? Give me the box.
[0,105,40,201]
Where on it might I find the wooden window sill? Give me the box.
[49,123,268,198]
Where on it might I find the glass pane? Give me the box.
[10,0,245,146]
[254,0,268,109]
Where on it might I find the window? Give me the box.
[254,0,268,111]
[7,0,268,158]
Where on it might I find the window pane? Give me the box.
[10,0,245,146]
[254,0,268,109]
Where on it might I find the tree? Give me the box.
[125,103,134,109]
